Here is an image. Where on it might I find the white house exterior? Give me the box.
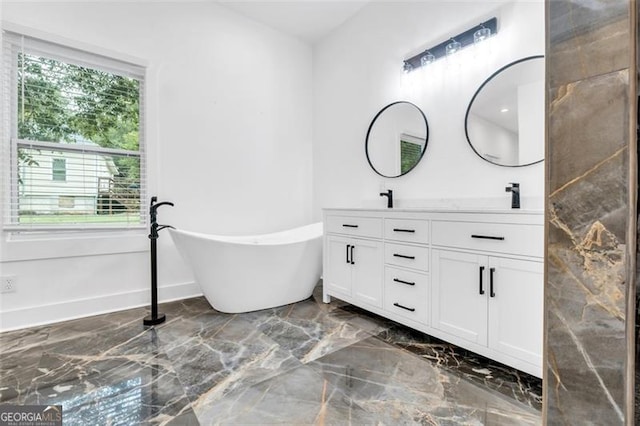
[18,139,119,215]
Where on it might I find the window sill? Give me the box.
[1,227,149,262]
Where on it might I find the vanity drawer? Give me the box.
[384,218,429,244]
[385,242,429,271]
[384,267,428,324]
[431,220,543,257]
[326,215,383,238]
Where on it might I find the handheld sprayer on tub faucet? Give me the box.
[143,196,174,326]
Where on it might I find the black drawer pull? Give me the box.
[393,303,415,312]
[393,278,415,286]
[393,228,415,233]
[479,266,485,295]
[471,234,505,241]
[393,254,415,260]
[490,267,496,297]
[342,224,359,228]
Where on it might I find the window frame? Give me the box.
[1,25,149,233]
[52,158,67,182]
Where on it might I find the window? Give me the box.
[399,134,424,175]
[58,196,75,209]
[2,30,146,230]
[52,158,66,181]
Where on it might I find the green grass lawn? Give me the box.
[19,212,143,225]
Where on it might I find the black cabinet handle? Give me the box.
[471,234,505,241]
[490,267,496,297]
[350,245,355,265]
[393,278,415,286]
[345,244,350,264]
[393,303,416,312]
[393,254,415,260]
[479,266,485,295]
[342,224,359,228]
[393,303,415,312]
[393,228,415,233]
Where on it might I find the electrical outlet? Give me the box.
[1,276,17,294]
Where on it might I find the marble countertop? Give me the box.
[323,206,544,214]
[323,197,544,214]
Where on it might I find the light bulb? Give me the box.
[420,52,436,66]
[445,39,462,56]
[474,26,491,43]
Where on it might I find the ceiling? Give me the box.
[217,1,369,44]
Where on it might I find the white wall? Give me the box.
[312,1,545,213]
[0,2,313,330]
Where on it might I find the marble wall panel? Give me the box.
[548,70,628,196]
[546,1,633,424]
[548,0,629,87]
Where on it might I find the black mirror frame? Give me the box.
[365,101,429,178]
[464,55,545,168]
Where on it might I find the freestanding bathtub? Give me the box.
[169,223,323,313]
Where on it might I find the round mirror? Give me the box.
[365,101,429,178]
[465,55,544,167]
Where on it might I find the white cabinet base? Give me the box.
[323,208,543,379]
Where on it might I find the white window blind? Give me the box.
[1,31,147,231]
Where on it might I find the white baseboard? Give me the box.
[0,281,202,332]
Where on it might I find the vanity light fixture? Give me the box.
[402,17,497,72]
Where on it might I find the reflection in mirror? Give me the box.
[465,56,544,167]
[366,101,429,178]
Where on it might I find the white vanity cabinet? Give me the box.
[431,218,544,370]
[323,208,544,378]
[323,215,384,308]
[431,250,543,367]
[325,235,383,307]
[382,217,430,324]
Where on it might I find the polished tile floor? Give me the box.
[0,284,542,424]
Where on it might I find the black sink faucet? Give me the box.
[505,183,520,209]
[380,189,393,209]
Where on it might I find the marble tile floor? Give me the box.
[0,285,542,425]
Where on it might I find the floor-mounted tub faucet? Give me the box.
[380,189,393,208]
[144,196,174,327]
[505,183,520,209]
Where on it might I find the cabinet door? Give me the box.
[487,257,543,366]
[325,236,353,296]
[351,239,383,308]
[432,250,488,345]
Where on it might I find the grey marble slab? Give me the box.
[548,69,628,195]
[194,364,377,425]
[546,1,632,422]
[0,345,44,404]
[242,296,392,364]
[306,336,541,425]
[161,314,303,406]
[548,0,629,87]
[1,290,543,424]
[24,351,192,425]
[374,324,543,411]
